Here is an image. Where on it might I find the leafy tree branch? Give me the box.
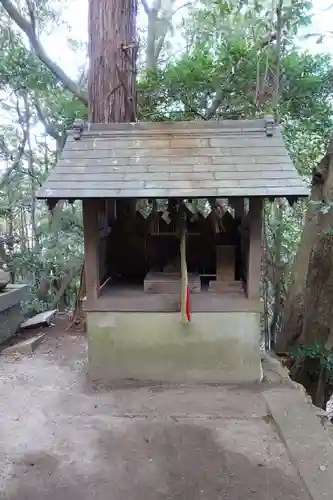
[0,0,88,104]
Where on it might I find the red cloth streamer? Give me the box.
[185,287,190,322]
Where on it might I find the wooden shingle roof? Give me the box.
[37,118,309,200]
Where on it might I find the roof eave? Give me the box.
[37,191,310,201]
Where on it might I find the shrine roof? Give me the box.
[37,117,309,200]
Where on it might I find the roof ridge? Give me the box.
[71,117,268,129]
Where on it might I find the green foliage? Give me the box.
[0,3,86,314]
[291,344,333,382]
[138,0,333,131]
[0,32,54,92]
[0,0,332,321]
[0,27,87,135]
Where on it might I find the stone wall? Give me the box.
[0,285,29,345]
[0,303,23,344]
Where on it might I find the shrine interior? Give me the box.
[97,198,249,301]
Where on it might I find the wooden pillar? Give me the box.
[247,197,263,299]
[98,200,109,283]
[83,199,100,302]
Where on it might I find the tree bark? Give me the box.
[50,265,81,310]
[290,205,333,404]
[300,150,333,345]
[302,227,333,347]
[74,0,138,320]
[278,148,333,405]
[276,153,330,353]
[88,0,137,122]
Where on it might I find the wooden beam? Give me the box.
[83,199,100,301]
[247,198,263,299]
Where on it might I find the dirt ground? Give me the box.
[0,322,312,500]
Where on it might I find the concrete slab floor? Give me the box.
[0,331,317,500]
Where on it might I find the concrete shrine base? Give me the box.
[87,311,262,385]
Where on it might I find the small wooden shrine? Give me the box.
[38,117,308,384]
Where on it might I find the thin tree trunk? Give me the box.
[262,212,270,350]
[50,265,81,310]
[19,206,26,253]
[6,196,14,283]
[22,209,30,251]
[146,0,160,71]
[269,199,284,349]
[24,94,40,253]
[43,135,49,174]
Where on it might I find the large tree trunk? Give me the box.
[299,148,333,350]
[75,0,138,317]
[276,153,331,353]
[302,228,333,347]
[278,143,333,406]
[88,0,137,123]
[291,207,333,405]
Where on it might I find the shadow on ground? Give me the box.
[8,423,308,500]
